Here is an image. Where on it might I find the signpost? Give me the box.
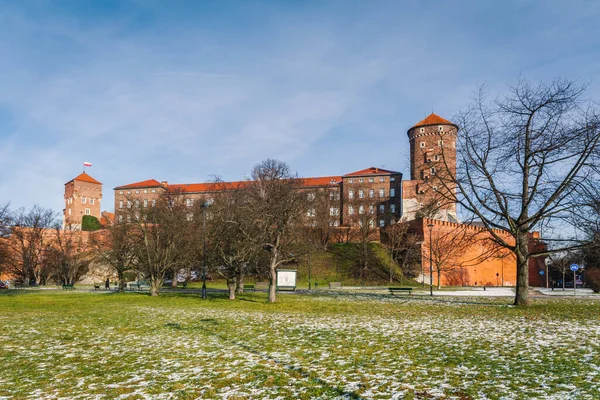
[570,264,579,296]
[539,269,544,288]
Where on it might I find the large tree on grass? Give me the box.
[46,223,93,285]
[246,159,306,303]
[434,78,600,305]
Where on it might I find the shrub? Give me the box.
[82,215,102,231]
[586,269,600,293]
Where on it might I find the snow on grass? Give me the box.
[0,291,599,399]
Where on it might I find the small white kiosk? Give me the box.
[276,269,297,291]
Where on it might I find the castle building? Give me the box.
[63,172,103,229]
[113,114,455,226]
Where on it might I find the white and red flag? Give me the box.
[83,162,92,167]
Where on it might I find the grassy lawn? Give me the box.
[0,291,599,399]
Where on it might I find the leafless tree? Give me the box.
[307,189,340,250]
[433,78,600,305]
[125,190,196,296]
[548,251,579,290]
[245,159,306,303]
[345,197,379,285]
[46,224,93,285]
[5,206,57,285]
[90,219,137,291]
[0,203,11,275]
[426,225,476,289]
[207,184,258,300]
[381,223,422,283]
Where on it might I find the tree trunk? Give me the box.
[514,234,530,305]
[437,270,442,290]
[117,270,125,292]
[150,275,161,296]
[235,273,244,295]
[268,263,277,303]
[562,271,565,290]
[171,267,178,288]
[228,280,236,300]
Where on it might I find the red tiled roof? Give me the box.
[66,172,102,185]
[302,176,342,187]
[411,113,457,129]
[344,167,400,177]
[100,212,115,226]
[114,179,162,190]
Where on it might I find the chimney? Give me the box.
[161,181,168,187]
[375,167,379,173]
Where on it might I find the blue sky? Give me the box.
[1,0,599,214]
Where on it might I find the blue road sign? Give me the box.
[570,264,579,272]
[539,270,545,275]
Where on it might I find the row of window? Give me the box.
[119,199,156,209]
[118,189,157,195]
[347,177,395,184]
[348,188,395,199]
[66,197,98,205]
[66,208,92,216]
[348,204,396,215]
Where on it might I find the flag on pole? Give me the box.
[83,162,92,167]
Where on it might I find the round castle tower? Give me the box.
[407,113,458,181]
[404,113,459,221]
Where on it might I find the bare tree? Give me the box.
[426,225,475,289]
[434,78,600,305]
[246,159,306,303]
[0,203,11,276]
[207,184,257,300]
[345,197,379,285]
[46,224,92,285]
[309,189,340,250]
[126,191,195,296]
[381,223,422,283]
[5,206,57,285]
[90,219,137,291]
[548,251,579,290]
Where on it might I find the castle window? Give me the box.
[307,192,315,201]
[420,142,425,148]
[379,219,385,227]
[369,205,374,214]
[379,189,385,198]
[369,189,374,198]
[437,202,441,207]
[85,208,90,215]
[390,188,396,197]
[452,141,456,148]
[434,155,440,161]
[379,204,385,213]
[348,179,354,183]
[81,197,87,204]
[438,126,443,131]
[119,200,123,209]
[127,201,132,209]
[68,209,71,216]
[359,205,365,214]
[118,215,123,223]
[420,127,425,133]
[144,190,148,194]
[152,199,156,207]
[390,177,395,182]
[379,177,385,182]
[348,205,354,215]
[307,209,315,217]
[119,191,123,195]
[369,219,375,227]
[391,204,396,213]
[368,178,374,183]
[135,200,140,207]
[333,220,340,227]
[359,178,364,183]
[433,186,438,191]
[90,198,95,205]
[438,140,444,146]
[135,190,140,194]
[330,207,339,216]
[348,190,354,199]
[151,189,156,193]
[144,199,148,208]
[358,189,364,199]
[127,191,131,195]
[431,167,436,175]
[186,199,194,207]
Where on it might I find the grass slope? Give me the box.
[1,290,599,399]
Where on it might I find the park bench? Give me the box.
[389,287,413,296]
[243,284,255,292]
[62,284,75,290]
[255,282,269,291]
[14,284,26,289]
[127,282,150,291]
[328,282,342,289]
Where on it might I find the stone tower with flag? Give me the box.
[63,171,103,230]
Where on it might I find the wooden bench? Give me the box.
[329,282,342,289]
[62,284,75,290]
[14,284,26,289]
[127,282,150,291]
[243,284,255,293]
[255,282,269,291]
[389,287,413,296]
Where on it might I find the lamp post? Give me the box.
[427,222,434,296]
[201,201,208,299]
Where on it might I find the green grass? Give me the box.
[0,290,599,399]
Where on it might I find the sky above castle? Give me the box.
[1,0,599,214]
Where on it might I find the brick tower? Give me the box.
[402,113,458,221]
[63,172,103,229]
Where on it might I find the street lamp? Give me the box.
[427,222,434,296]
[201,201,209,299]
